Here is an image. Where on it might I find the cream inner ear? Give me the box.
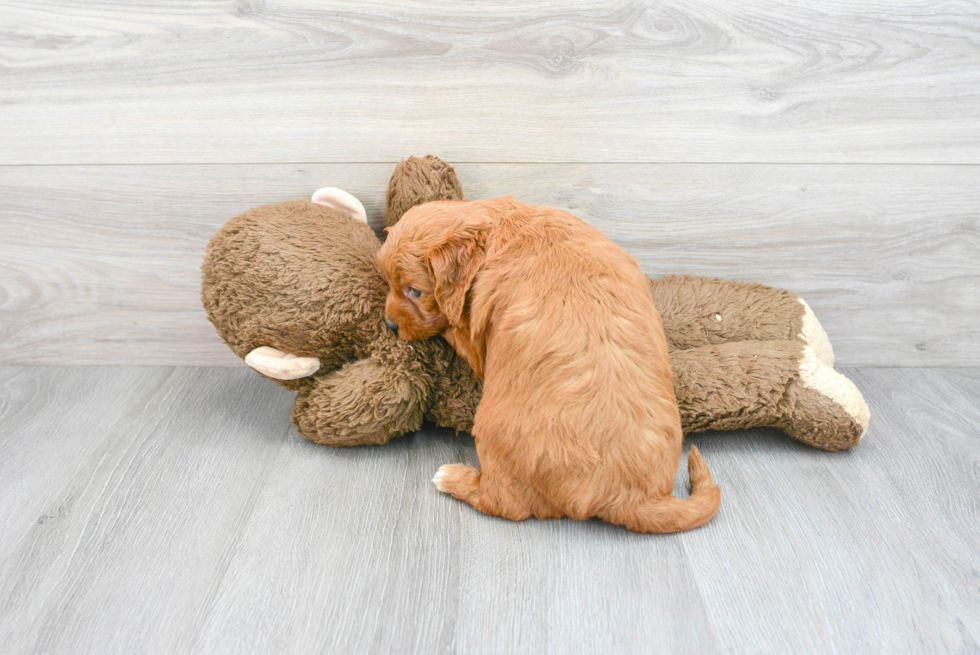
[245,346,320,380]
[310,187,368,223]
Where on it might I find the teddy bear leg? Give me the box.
[670,341,868,450]
[670,341,799,434]
[292,358,428,447]
[650,275,834,365]
[777,345,869,450]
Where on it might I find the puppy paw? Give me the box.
[310,187,367,223]
[245,346,320,380]
[432,463,481,504]
[432,465,453,492]
[797,298,834,367]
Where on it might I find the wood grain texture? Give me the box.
[0,366,977,653]
[1,163,977,367]
[3,1,977,652]
[2,0,979,164]
[684,367,980,653]
[0,366,295,654]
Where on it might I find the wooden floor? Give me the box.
[0,365,977,654]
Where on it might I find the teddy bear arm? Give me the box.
[424,356,483,434]
[291,357,429,447]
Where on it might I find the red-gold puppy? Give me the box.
[377,197,720,533]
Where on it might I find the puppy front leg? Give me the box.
[432,464,542,521]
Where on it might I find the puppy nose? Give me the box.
[385,317,399,333]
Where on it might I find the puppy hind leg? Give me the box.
[602,446,720,534]
[432,464,537,521]
[433,463,481,506]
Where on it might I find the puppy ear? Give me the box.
[428,225,487,327]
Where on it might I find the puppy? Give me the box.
[377,197,720,533]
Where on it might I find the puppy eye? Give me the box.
[405,286,423,299]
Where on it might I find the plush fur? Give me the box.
[202,199,473,445]
[201,155,869,452]
[384,155,464,228]
[378,197,721,533]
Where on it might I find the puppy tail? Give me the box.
[628,445,721,534]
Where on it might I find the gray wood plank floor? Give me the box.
[1,366,977,654]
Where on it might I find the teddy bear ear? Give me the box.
[310,187,368,223]
[384,155,464,228]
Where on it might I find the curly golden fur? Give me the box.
[378,197,721,533]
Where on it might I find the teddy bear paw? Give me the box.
[778,346,870,450]
[245,346,320,380]
[310,187,367,223]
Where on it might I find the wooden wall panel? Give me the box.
[1,163,976,366]
[1,1,978,164]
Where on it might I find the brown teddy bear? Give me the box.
[201,157,869,451]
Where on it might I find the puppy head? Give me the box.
[377,201,487,340]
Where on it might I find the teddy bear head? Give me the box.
[202,156,481,445]
[202,198,394,390]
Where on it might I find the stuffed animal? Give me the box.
[201,157,869,451]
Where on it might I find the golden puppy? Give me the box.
[377,197,720,533]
